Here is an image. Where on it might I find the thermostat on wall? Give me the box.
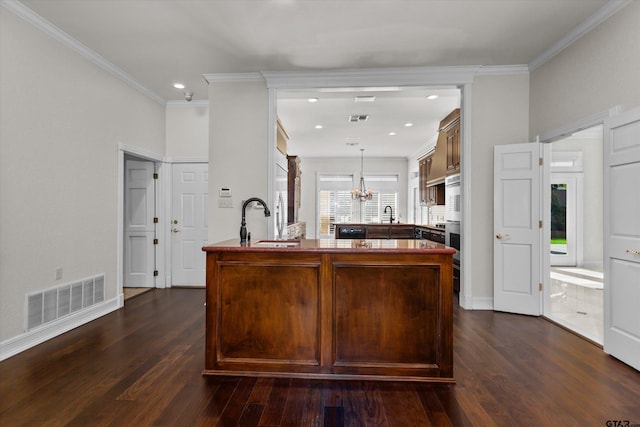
[219,188,232,198]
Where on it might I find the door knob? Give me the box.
[171,227,181,233]
[626,249,640,256]
[496,233,510,240]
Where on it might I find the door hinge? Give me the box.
[539,283,543,292]
[539,220,543,228]
[153,217,159,224]
[153,238,158,245]
[539,158,543,166]
[153,270,159,277]
[153,173,158,180]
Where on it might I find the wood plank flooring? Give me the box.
[1,288,639,426]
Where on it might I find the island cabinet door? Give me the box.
[330,254,453,380]
[205,252,325,373]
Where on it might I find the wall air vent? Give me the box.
[349,114,369,123]
[25,274,105,331]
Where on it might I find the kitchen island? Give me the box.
[202,238,456,382]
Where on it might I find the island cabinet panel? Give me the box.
[206,251,324,374]
[217,263,321,365]
[333,263,440,375]
[203,240,455,382]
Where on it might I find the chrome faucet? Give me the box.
[240,197,271,243]
[384,205,395,224]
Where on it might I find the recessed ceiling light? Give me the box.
[354,95,376,103]
[315,125,323,129]
[427,94,438,100]
[388,132,397,136]
[307,98,319,103]
[404,123,414,127]
[173,83,185,89]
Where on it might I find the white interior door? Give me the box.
[124,159,156,287]
[603,107,640,371]
[493,143,541,315]
[171,163,208,287]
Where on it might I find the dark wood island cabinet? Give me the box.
[202,239,456,382]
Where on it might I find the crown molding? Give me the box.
[528,0,632,71]
[203,72,265,84]
[166,99,209,108]
[1,0,166,105]
[476,64,530,75]
[261,66,484,89]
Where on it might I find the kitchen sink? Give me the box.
[253,239,301,247]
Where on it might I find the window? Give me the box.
[317,173,400,238]
[317,174,354,238]
[362,175,399,223]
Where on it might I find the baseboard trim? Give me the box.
[472,297,494,310]
[0,296,120,361]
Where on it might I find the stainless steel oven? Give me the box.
[445,174,461,223]
[445,221,460,262]
[445,220,461,292]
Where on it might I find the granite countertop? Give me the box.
[203,238,456,254]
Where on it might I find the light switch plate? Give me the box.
[218,199,233,208]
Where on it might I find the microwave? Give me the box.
[445,174,461,223]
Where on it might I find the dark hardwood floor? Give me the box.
[1,288,639,426]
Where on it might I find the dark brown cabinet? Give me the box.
[203,239,455,382]
[287,155,301,224]
[419,156,430,205]
[426,183,445,206]
[442,108,461,175]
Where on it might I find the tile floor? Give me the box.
[549,267,603,343]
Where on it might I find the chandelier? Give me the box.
[351,148,374,202]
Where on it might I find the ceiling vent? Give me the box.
[354,95,376,103]
[349,114,369,123]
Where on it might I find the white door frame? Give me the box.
[117,144,165,306]
[537,109,617,322]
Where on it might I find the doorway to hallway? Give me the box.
[546,126,603,343]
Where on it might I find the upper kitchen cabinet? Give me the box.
[418,155,430,205]
[428,130,447,184]
[287,155,301,224]
[441,108,461,175]
[276,118,290,155]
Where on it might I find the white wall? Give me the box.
[166,103,209,159]
[530,1,640,135]
[208,80,269,244]
[468,74,531,303]
[0,9,165,343]
[298,157,409,239]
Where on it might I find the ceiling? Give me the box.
[15,0,614,157]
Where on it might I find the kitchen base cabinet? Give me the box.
[203,239,455,382]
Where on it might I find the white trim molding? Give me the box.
[203,72,265,84]
[535,106,620,143]
[0,0,166,105]
[476,65,530,76]
[166,100,209,109]
[261,66,482,89]
[529,0,633,71]
[0,297,120,361]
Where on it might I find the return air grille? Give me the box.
[348,114,369,122]
[25,274,105,331]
